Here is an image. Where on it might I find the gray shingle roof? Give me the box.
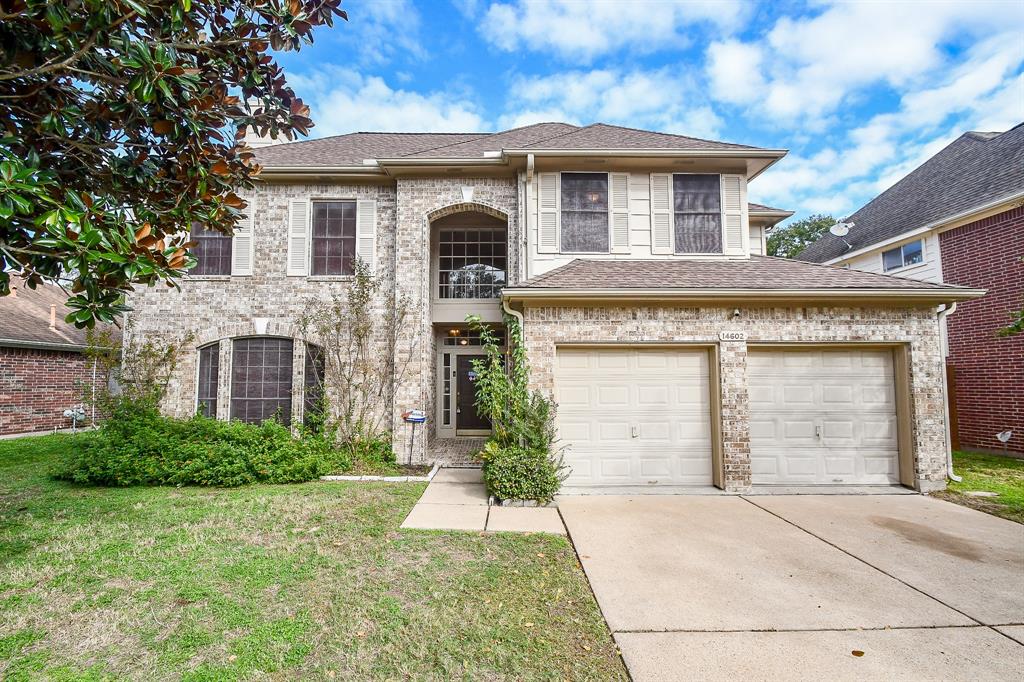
[513,257,969,292]
[0,285,121,349]
[799,123,1024,263]
[253,122,770,168]
[748,202,792,213]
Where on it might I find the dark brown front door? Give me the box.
[456,355,490,432]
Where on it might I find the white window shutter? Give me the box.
[286,198,309,276]
[231,195,254,276]
[650,173,673,255]
[721,174,746,255]
[537,172,559,254]
[356,199,377,272]
[609,172,630,253]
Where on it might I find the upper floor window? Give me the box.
[560,172,608,253]
[311,200,356,276]
[190,223,232,275]
[673,174,722,254]
[435,211,508,299]
[882,239,923,272]
[230,337,294,425]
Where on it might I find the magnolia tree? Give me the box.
[0,0,346,327]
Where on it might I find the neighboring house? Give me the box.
[798,124,1023,455]
[126,122,983,493]
[0,285,119,435]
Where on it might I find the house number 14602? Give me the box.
[719,331,747,341]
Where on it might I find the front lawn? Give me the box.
[934,450,1024,524]
[0,435,626,680]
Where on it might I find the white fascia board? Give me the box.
[502,148,788,159]
[823,190,1024,265]
[501,287,986,303]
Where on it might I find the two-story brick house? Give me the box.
[799,124,1023,455]
[126,122,983,493]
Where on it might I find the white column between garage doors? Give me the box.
[554,346,715,489]
[748,347,902,486]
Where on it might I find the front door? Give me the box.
[456,354,490,433]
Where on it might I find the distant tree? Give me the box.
[0,0,346,327]
[767,214,837,259]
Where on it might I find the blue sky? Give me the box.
[273,0,1024,225]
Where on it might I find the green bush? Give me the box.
[479,441,564,505]
[56,402,353,487]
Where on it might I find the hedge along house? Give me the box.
[125,122,983,493]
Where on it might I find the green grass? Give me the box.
[934,450,1024,524]
[0,435,626,680]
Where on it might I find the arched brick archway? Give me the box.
[426,201,509,224]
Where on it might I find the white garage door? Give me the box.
[555,347,713,488]
[748,348,899,485]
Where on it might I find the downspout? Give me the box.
[937,302,961,483]
[502,298,525,337]
[524,153,534,282]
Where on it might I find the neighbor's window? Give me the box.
[674,174,722,254]
[560,172,608,253]
[882,240,923,271]
[310,200,356,276]
[189,223,232,275]
[196,343,220,418]
[303,343,325,427]
[230,337,294,425]
[438,228,507,299]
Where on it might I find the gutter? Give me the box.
[0,338,89,352]
[501,286,987,304]
[501,148,788,159]
[822,189,1024,265]
[937,303,962,483]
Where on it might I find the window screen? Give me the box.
[230,337,293,425]
[311,200,356,276]
[560,173,609,253]
[673,174,722,254]
[438,228,507,299]
[197,343,219,417]
[190,223,232,275]
[303,343,325,427]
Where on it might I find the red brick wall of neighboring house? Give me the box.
[0,346,100,435]
[940,205,1024,454]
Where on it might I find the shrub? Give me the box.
[479,441,564,505]
[467,314,567,502]
[56,401,353,487]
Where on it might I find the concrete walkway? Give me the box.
[559,494,1024,681]
[400,468,565,534]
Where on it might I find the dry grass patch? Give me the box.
[0,435,626,680]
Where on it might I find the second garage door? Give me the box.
[555,347,713,488]
[748,348,900,486]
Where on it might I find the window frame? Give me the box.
[559,171,611,254]
[881,239,925,273]
[188,222,233,276]
[433,224,509,301]
[671,172,725,256]
[228,336,295,426]
[308,198,358,277]
[195,342,221,418]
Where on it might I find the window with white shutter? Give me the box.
[673,174,722,254]
[560,172,608,253]
[230,195,254,276]
[609,172,629,253]
[286,198,309,276]
[537,172,559,253]
[720,174,746,255]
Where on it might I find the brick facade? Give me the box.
[0,346,100,435]
[520,304,948,492]
[940,206,1024,454]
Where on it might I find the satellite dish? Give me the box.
[830,221,854,237]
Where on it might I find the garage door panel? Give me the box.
[750,349,900,486]
[556,347,713,488]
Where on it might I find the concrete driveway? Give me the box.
[558,494,1024,681]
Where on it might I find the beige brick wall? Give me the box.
[520,303,947,492]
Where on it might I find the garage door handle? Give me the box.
[815,425,822,440]
[631,425,639,438]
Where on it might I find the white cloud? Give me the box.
[501,68,724,139]
[288,71,486,136]
[707,0,1024,126]
[333,0,426,66]
[481,0,747,60]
